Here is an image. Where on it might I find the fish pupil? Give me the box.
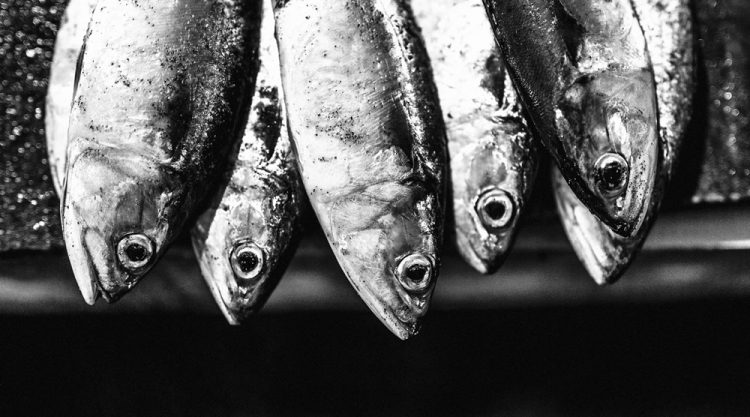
[594,153,629,196]
[126,244,147,262]
[405,264,429,284]
[600,161,626,190]
[484,201,506,221]
[237,251,259,274]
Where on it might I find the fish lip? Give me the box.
[453,188,519,275]
[552,166,647,285]
[348,259,434,341]
[384,307,424,340]
[455,227,509,275]
[97,279,139,304]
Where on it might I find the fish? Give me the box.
[46,0,99,197]
[191,0,302,325]
[482,0,659,237]
[273,0,447,339]
[62,0,262,303]
[553,0,696,284]
[412,0,537,274]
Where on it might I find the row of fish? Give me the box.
[46,0,695,338]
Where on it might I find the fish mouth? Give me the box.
[62,212,157,303]
[191,222,289,325]
[552,166,642,284]
[61,143,168,303]
[555,71,658,237]
[323,183,440,340]
[343,251,435,340]
[455,187,518,275]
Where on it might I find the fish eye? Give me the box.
[475,188,515,230]
[230,241,265,281]
[116,233,155,271]
[593,153,629,197]
[396,253,434,294]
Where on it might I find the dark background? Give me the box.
[1,300,749,416]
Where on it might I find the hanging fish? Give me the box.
[411,0,537,274]
[482,0,659,237]
[274,0,447,339]
[191,0,302,325]
[553,0,695,284]
[62,0,262,303]
[46,0,99,197]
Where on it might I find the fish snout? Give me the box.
[556,72,658,236]
[62,145,172,302]
[454,187,519,274]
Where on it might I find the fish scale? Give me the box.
[483,0,659,238]
[62,0,261,303]
[274,0,447,339]
[191,0,302,325]
[553,0,695,284]
[411,0,538,274]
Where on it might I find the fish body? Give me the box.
[191,0,301,325]
[412,0,537,274]
[46,0,99,197]
[482,0,659,237]
[63,0,262,303]
[274,0,447,339]
[554,0,695,284]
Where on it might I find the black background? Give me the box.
[1,300,749,416]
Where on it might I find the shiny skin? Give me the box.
[412,0,537,274]
[274,0,447,339]
[63,0,261,303]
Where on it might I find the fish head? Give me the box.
[552,165,634,284]
[192,172,299,325]
[452,124,533,274]
[62,139,180,303]
[555,70,659,237]
[327,181,441,340]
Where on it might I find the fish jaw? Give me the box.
[324,182,440,340]
[555,71,659,237]
[192,172,299,325]
[62,140,176,302]
[553,166,643,284]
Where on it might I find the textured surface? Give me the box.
[553,0,696,284]
[412,0,538,274]
[62,0,261,301]
[691,0,750,203]
[0,0,66,251]
[275,0,447,339]
[191,0,302,324]
[482,0,659,237]
[0,0,749,255]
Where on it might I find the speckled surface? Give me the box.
[0,0,749,255]
[692,0,750,203]
[0,0,66,251]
